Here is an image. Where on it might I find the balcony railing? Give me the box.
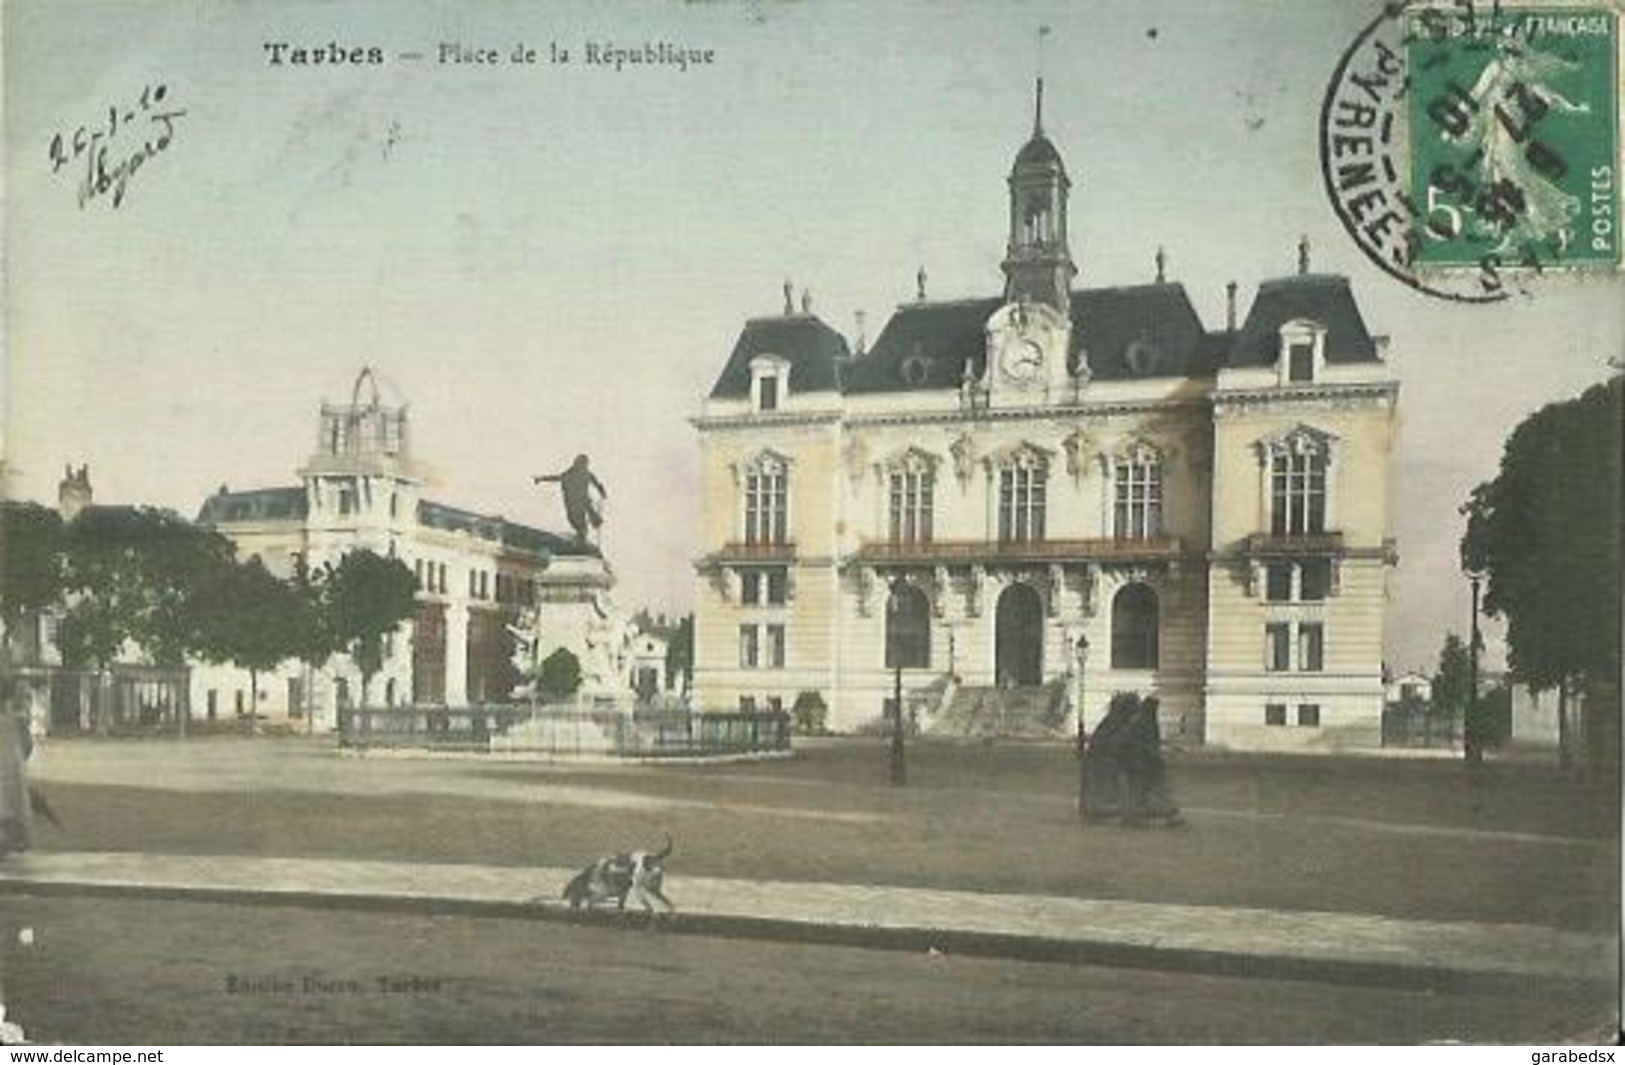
[708,541,798,563]
[1242,531,1346,556]
[853,536,1184,565]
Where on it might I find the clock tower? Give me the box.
[987,78,1077,401]
[1001,77,1076,313]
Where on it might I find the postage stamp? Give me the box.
[1321,1,1621,302]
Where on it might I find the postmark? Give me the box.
[1321,2,1620,302]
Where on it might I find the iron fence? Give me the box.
[337,704,790,758]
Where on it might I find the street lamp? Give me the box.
[884,577,916,788]
[1074,634,1091,822]
[1466,570,1484,765]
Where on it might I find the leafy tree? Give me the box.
[665,614,694,694]
[1431,634,1473,718]
[0,503,64,654]
[535,647,582,701]
[191,555,307,733]
[57,507,237,730]
[791,690,828,735]
[319,550,416,708]
[1461,375,1621,764]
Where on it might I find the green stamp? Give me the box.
[1406,6,1619,270]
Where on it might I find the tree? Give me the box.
[1431,634,1473,718]
[0,503,65,662]
[319,550,416,709]
[665,614,694,694]
[191,556,307,733]
[1461,375,1621,765]
[535,648,582,702]
[57,507,237,731]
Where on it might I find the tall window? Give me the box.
[1265,623,1291,672]
[1299,623,1325,672]
[758,374,779,412]
[1113,454,1163,539]
[765,624,786,669]
[1110,584,1159,669]
[888,469,935,543]
[738,625,759,669]
[885,583,932,669]
[1270,448,1327,535]
[743,456,789,545]
[998,462,1047,542]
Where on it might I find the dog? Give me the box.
[560,835,675,922]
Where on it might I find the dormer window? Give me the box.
[1277,320,1327,385]
[749,355,791,413]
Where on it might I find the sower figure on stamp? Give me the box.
[534,454,607,544]
[1121,695,1183,828]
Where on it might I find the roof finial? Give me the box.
[1225,280,1238,331]
[1155,246,1167,283]
[1034,26,1051,135]
[916,265,928,302]
[1297,235,1311,276]
[783,278,794,315]
[854,309,867,355]
[800,289,812,314]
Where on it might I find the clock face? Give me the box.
[1000,337,1045,384]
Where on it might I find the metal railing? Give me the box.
[337,704,791,758]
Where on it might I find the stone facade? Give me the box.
[194,368,607,729]
[691,86,1397,750]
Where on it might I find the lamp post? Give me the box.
[1466,571,1483,765]
[1074,634,1091,822]
[884,577,912,788]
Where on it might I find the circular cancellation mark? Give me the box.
[1320,2,1621,303]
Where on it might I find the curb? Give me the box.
[0,876,1604,997]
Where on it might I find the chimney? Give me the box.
[854,310,867,356]
[58,464,92,522]
[1225,281,1238,331]
[783,278,794,316]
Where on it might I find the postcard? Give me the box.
[1,0,1619,1048]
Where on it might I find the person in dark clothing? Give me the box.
[1081,691,1141,821]
[1120,696,1182,827]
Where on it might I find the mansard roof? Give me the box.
[416,500,597,557]
[1230,274,1379,367]
[1073,283,1210,382]
[843,297,1001,394]
[196,486,308,524]
[844,283,1214,394]
[708,313,851,399]
[718,274,1379,396]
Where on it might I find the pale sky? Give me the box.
[5,0,1621,674]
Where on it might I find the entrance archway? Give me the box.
[994,582,1044,686]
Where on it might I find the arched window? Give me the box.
[885,582,931,669]
[1110,583,1159,669]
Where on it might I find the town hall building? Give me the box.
[691,84,1399,750]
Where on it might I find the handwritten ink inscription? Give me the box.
[48,84,187,210]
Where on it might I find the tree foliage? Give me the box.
[1461,376,1621,696]
[536,647,583,701]
[191,555,308,716]
[1431,633,1474,718]
[56,506,237,670]
[319,550,416,706]
[0,503,64,634]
